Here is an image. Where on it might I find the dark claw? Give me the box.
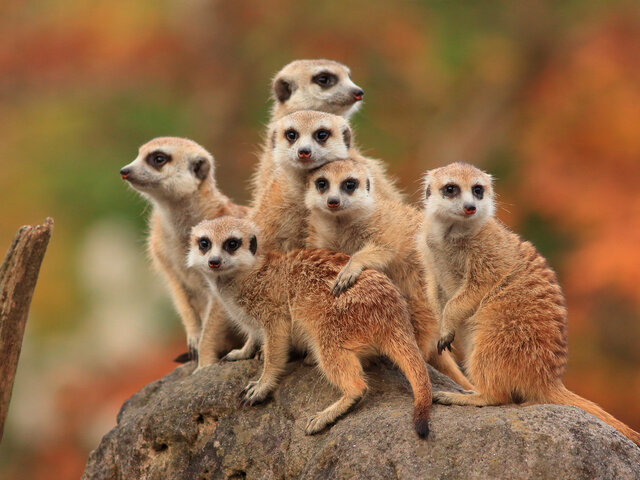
[173,352,192,363]
[189,347,199,362]
[437,333,455,355]
[219,354,229,363]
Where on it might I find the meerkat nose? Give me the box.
[298,148,311,159]
[327,197,341,209]
[463,204,476,215]
[120,168,131,179]
[353,89,364,101]
[208,257,222,269]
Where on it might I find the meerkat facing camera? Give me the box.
[120,137,246,367]
[188,216,432,438]
[418,162,640,447]
[251,59,402,204]
[305,160,473,390]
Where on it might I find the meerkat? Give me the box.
[120,137,246,367]
[417,162,640,446]
[305,160,474,391]
[251,59,403,204]
[187,216,432,438]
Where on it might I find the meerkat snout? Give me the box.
[327,196,341,209]
[120,167,131,179]
[352,88,364,101]
[208,257,222,269]
[463,204,476,215]
[298,147,311,159]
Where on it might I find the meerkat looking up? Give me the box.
[188,216,432,438]
[305,160,474,391]
[418,162,640,447]
[120,137,246,367]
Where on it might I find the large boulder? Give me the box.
[82,359,640,479]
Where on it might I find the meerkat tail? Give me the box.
[382,335,433,438]
[546,385,640,447]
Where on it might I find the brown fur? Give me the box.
[305,160,474,390]
[189,217,432,438]
[419,162,640,447]
[121,137,245,367]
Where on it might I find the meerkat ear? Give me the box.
[269,129,276,150]
[425,184,431,199]
[191,157,211,181]
[366,178,371,193]
[273,77,293,103]
[342,127,352,149]
[249,235,258,255]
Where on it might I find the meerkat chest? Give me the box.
[214,284,264,337]
[427,242,468,301]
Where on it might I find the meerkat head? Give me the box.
[305,159,374,217]
[270,110,352,172]
[120,137,214,202]
[423,162,495,229]
[271,59,364,120]
[187,217,260,278]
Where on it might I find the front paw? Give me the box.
[432,391,453,405]
[437,332,455,355]
[240,381,270,406]
[331,264,362,297]
[305,413,331,435]
[222,348,252,362]
[187,335,200,362]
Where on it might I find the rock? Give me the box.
[82,359,640,480]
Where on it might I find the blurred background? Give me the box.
[1,0,639,477]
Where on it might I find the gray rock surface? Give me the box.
[82,359,640,480]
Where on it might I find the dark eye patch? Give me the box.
[312,71,338,88]
[146,150,172,170]
[198,237,211,253]
[441,184,460,198]
[472,185,484,200]
[315,177,329,192]
[314,129,331,143]
[284,129,298,143]
[341,178,359,194]
[223,237,242,254]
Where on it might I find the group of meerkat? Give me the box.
[121,59,640,445]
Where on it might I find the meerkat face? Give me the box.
[305,160,374,217]
[272,59,364,119]
[187,217,260,278]
[120,137,214,202]
[271,111,352,172]
[423,162,495,227]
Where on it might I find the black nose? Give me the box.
[208,257,222,269]
[463,204,476,215]
[327,197,340,208]
[298,148,311,159]
[120,168,131,179]
[353,89,364,101]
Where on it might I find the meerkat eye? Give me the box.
[472,185,484,199]
[312,72,338,88]
[146,151,171,170]
[284,129,298,143]
[315,178,329,192]
[341,178,359,194]
[223,237,242,254]
[314,129,331,143]
[198,237,211,253]
[442,184,460,198]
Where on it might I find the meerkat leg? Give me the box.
[428,352,475,391]
[332,243,395,297]
[305,349,368,435]
[241,322,290,406]
[164,273,202,359]
[438,286,484,354]
[196,304,241,369]
[222,331,261,362]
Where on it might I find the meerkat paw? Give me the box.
[254,346,264,361]
[240,381,270,406]
[432,391,455,405]
[437,332,455,355]
[332,264,362,297]
[222,347,253,362]
[305,413,332,435]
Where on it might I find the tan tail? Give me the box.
[547,385,640,447]
[383,338,432,438]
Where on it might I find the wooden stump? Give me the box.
[0,218,53,443]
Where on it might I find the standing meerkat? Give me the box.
[305,160,474,390]
[187,216,432,438]
[418,162,640,446]
[251,59,403,204]
[120,137,246,367]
